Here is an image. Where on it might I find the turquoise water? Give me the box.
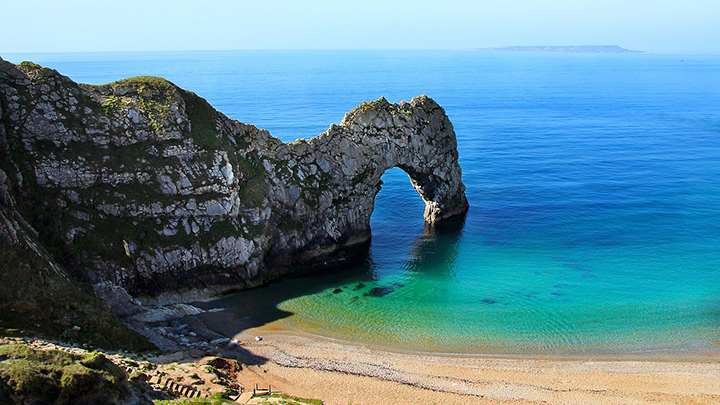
[7,51,720,354]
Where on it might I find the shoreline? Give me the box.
[6,324,720,404]
[185,275,720,364]
[121,284,720,403]
[250,324,720,363]
[218,325,720,404]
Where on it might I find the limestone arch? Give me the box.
[269,96,469,269]
[336,96,469,228]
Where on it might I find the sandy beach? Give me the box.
[209,324,720,404]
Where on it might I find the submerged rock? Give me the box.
[0,58,468,304]
[364,287,395,297]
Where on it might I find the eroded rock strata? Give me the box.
[0,59,468,302]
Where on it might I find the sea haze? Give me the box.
[7,50,720,354]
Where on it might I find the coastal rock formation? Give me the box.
[0,59,468,300]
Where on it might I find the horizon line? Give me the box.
[1,48,718,57]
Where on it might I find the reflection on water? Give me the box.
[404,217,466,277]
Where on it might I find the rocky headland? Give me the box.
[0,58,467,342]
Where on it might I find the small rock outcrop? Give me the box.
[0,59,468,300]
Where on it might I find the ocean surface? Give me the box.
[6,50,720,355]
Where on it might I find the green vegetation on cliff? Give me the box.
[0,162,150,350]
[0,343,132,404]
[181,89,220,148]
[0,239,152,351]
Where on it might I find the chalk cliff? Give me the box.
[0,59,468,303]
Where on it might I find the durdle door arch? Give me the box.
[267,96,469,271]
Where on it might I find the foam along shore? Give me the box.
[137,308,720,405]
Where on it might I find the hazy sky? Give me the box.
[2,0,718,53]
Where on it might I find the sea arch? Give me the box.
[266,96,469,270]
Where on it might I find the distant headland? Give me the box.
[482,45,642,53]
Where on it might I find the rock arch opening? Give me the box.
[370,167,426,238]
[368,166,468,279]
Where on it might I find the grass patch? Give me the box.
[94,76,178,131]
[101,95,123,114]
[111,76,175,91]
[17,61,43,71]
[153,393,233,405]
[255,392,324,405]
[0,344,131,404]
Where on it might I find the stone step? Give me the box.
[236,392,253,403]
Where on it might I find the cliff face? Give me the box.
[0,59,468,301]
[0,163,150,348]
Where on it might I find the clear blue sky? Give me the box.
[2,0,718,53]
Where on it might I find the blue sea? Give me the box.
[7,50,720,355]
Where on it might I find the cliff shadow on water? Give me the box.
[185,208,467,341]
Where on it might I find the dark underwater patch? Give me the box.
[364,286,394,297]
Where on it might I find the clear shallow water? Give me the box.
[7,50,720,354]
